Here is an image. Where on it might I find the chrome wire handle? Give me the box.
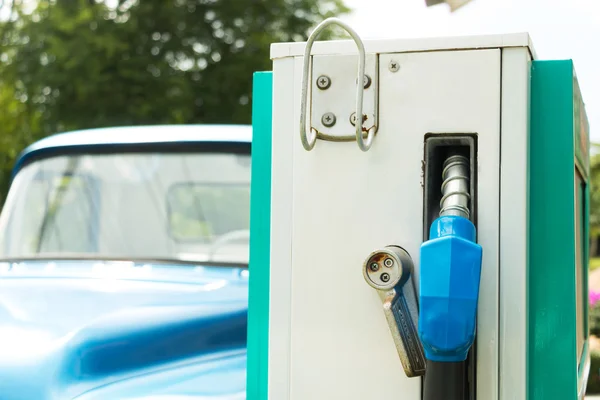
[299,18,374,152]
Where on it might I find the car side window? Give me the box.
[166,182,250,243]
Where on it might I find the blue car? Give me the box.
[0,125,252,399]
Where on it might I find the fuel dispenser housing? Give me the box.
[247,26,590,400]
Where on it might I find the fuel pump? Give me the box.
[247,18,591,400]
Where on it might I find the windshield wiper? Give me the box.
[35,157,82,252]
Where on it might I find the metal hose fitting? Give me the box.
[439,154,470,219]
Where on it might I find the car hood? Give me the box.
[0,260,248,400]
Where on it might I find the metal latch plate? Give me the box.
[310,54,379,142]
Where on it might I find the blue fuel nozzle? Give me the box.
[418,214,483,362]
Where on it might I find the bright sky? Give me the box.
[341,0,600,142]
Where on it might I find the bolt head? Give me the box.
[357,74,371,89]
[380,273,390,283]
[316,75,331,90]
[349,112,366,127]
[321,112,336,127]
[388,60,400,72]
[369,262,379,272]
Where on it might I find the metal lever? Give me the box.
[363,245,426,377]
[299,17,375,152]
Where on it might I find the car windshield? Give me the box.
[0,149,251,265]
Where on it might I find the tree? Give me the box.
[0,81,43,201]
[0,0,351,202]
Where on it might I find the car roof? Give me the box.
[12,124,252,177]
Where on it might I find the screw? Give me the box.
[389,60,400,72]
[350,112,366,126]
[316,75,331,90]
[356,74,371,89]
[384,258,394,268]
[369,262,379,272]
[380,273,390,283]
[321,112,336,127]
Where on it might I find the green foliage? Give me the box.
[587,350,600,394]
[0,81,42,202]
[591,301,600,337]
[0,0,350,203]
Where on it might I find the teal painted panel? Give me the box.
[247,71,273,400]
[529,60,589,399]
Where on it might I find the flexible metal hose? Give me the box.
[440,154,471,219]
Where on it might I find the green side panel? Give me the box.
[529,60,590,399]
[247,71,273,400]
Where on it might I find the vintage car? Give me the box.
[0,124,251,399]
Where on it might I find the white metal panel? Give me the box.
[270,48,501,399]
[268,56,296,400]
[270,32,536,61]
[498,47,531,400]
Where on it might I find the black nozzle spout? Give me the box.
[423,360,466,400]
